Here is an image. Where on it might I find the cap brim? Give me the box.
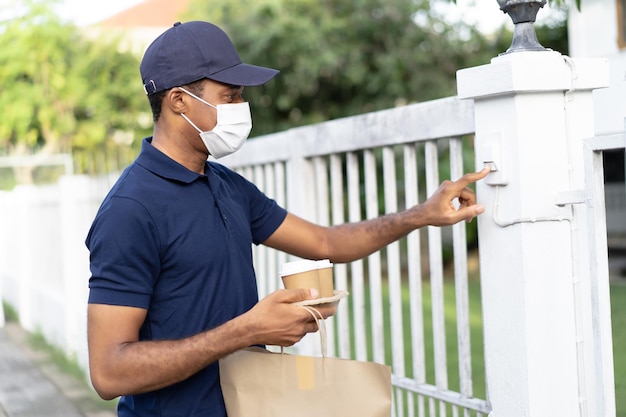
[207,63,279,87]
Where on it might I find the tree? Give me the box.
[185,0,504,136]
[183,0,566,251]
[0,0,149,182]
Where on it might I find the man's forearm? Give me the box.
[89,311,254,400]
[88,289,322,400]
[326,208,423,263]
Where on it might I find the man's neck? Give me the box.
[151,130,208,175]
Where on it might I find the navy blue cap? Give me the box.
[140,21,279,95]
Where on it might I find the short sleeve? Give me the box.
[249,190,287,245]
[86,196,161,308]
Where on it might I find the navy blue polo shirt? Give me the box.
[86,138,287,417]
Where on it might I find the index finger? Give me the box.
[454,166,491,188]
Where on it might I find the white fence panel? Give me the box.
[0,92,617,417]
[582,132,625,416]
[0,174,118,373]
[0,59,618,416]
[222,97,490,415]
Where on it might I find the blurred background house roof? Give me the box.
[96,0,190,28]
[86,0,191,53]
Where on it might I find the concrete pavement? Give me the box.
[0,323,116,417]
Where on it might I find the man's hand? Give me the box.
[415,166,490,226]
[241,289,337,347]
[264,167,490,263]
[87,288,336,400]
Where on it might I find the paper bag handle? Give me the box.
[280,306,327,357]
[301,306,327,358]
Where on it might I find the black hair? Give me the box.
[148,90,167,122]
[147,79,206,122]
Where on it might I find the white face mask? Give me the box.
[178,86,252,159]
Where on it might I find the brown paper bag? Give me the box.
[219,308,392,417]
[219,347,391,417]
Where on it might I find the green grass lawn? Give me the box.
[341,276,486,403]
[611,282,626,417]
[344,277,626,414]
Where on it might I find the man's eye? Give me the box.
[225,87,243,101]
[226,93,243,101]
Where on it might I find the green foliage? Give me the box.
[25,327,119,412]
[446,0,581,11]
[0,0,149,175]
[0,0,568,180]
[183,0,567,136]
[2,301,19,322]
[485,13,569,56]
[0,0,77,152]
[185,0,505,136]
[612,282,626,417]
[358,276,626,413]
[548,0,582,11]
[29,330,86,381]
[354,272,486,402]
[535,7,569,53]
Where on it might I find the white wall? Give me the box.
[569,0,626,134]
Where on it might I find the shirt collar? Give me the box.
[136,137,208,184]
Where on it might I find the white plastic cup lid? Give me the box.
[316,259,333,269]
[279,259,319,276]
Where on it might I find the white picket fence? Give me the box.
[0,52,621,416]
[0,173,118,370]
[0,96,492,415]
[221,96,489,415]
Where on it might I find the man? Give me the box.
[86,20,490,417]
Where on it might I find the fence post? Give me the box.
[457,51,611,416]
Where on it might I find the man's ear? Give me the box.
[165,88,187,114]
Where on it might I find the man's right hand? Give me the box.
[241,289,337,347]
[87,288,336,400]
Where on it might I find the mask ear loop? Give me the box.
[178,86,217,108]
[180,113,204,134]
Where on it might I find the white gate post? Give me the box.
[457,51,611,417]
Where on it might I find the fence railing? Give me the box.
[1,50,620,417]
[0,95,491,416]
[1,92,621,417]
[580,131,626,416]
[221,96,491,415]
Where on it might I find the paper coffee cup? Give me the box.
[280,260,321,298]
[316,259,334,298]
